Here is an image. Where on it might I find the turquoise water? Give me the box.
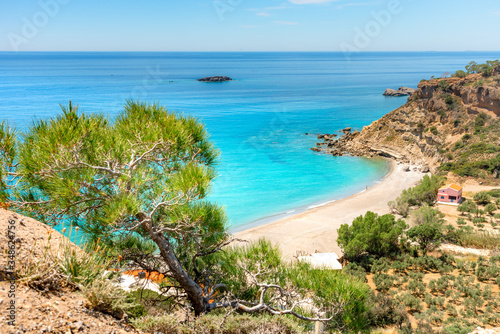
[1,52,498,230]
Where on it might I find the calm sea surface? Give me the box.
[0,51,498,230]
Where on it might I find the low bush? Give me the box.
[132,313,307,334]
[366,293,409,328]
[342,262,367,282]
[474,191,492,205]
[80,275,141,319]
[447,229,500,250]
[401,293,422,313]
[442,323,475,334]
[373,273,393,292]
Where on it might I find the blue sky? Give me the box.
[1,0,500,51]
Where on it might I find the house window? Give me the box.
[441,196,444,199]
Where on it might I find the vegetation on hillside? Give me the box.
[388,175,445,217]
[430,60,500,180]
[1,102,374,333]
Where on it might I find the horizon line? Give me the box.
[1,50,500,53]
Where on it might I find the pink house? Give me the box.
[437,184,463,205]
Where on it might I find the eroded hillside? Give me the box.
[315,63,500,179]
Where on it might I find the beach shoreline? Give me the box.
[234,160,425,259]
[229,158,392,234]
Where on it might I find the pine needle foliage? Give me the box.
[9,101,228,315]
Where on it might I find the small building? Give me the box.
[437,184,463,205]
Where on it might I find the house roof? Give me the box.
[439,184,463,191]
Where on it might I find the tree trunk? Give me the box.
[138,213,207,315]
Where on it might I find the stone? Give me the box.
[197,76,232,82]
[72,321,85,331]
[421,165,430,173]
[342,127,352,133]
[493,168,499,179]
[310,147,321,152]
[383,86,416,96]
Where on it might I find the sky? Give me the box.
[1,0,500,52]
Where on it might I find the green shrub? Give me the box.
[446,229,500,249]
[342,262,367,282]
[371,257,391,274]
[373,273,393,292]
[366,293,409,328]
[453,70,467,78]
[443,323,475,334]
[430,126,438,135]
[337,211,407,261]
[402,293,422,312]
[132,313,306,334]
[408,279,426,297]
[488,189,500,198]
[438,80,450,91]
[458,200,477,215]
[219,240,372,332]
[391,260,411,273]
[80,277,140,319]
[485,203,497,215]
[474,191,492,205]
[444,94,454,105]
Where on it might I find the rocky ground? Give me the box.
[0,209,142,334]
[310,67,500,173]
[0,283,137,334]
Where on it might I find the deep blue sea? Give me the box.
[1,51,499,231]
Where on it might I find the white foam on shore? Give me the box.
[307,199,336,209]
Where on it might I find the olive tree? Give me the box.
[3,101,347,323]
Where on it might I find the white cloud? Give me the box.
[256,12,271,16]
[337,2,373,9]
[288,0,338,4]
[273,21,299,25]
[266,5,290,10]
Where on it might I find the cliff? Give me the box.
[315,65,500,176]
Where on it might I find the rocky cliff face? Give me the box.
[314,67,500,169]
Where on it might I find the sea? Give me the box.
[1,51,499,232]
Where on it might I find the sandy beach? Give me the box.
[235,161,425,259]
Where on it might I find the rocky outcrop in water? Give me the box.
[311,66,500,168]
[383,86,416,96]
[197,76,233,82]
